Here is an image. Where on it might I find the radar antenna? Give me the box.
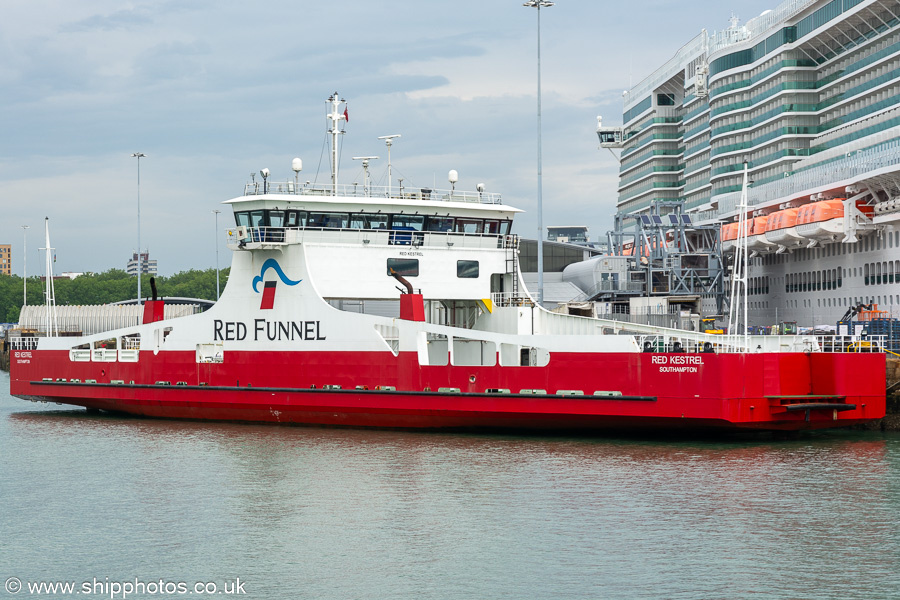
[351,156,379,197]
[377,134,401,198]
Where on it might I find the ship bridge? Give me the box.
[221,183,526,317]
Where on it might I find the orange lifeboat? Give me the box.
[764,207,804,250]
[795,198,852,243]
[720,222,738,253]
[746,215,776,251]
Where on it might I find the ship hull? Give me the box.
[10,348,886,432]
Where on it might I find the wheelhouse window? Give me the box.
[390,215,425,230]
[249,210,265,228]
[308,212,349,228]
[285,210,307,227]
[457,260,479,278]
[455,218,483,234]
[269,210,285,227]
[483,220,500,235]
[425,216,454,232]
[387,258,419,277]
[389,215,425,245]
[350,213,388,229]
[233,210,512,237]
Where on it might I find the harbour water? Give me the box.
[1,370,898,600]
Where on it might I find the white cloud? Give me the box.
[0,0,781,274]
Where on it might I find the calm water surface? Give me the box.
[1,371,898,600]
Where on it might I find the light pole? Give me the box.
[132,152,146,304]
[212,209,221,300]
[524,0,553,306]
[21,225,29,307]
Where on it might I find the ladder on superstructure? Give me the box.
[505,234,521,302]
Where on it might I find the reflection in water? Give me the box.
[2,374,899,599]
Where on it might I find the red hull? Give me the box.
[9,348,886,432]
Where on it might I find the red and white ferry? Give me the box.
[9,96,886,432]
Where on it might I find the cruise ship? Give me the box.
[604,0,900,329]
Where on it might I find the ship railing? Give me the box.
[231,227,509,250]
[242,181,503,205]
[70,349,91,362]
[69,347,141,363]
[714,138,900,216]
[118,349,140,362]
[491,292,535,308]
[814,334,886,353]
[90,349,118,362]
[9,337,39,350]
[637,335,738,354]
[635,334,817,354]
[632,334,888,355]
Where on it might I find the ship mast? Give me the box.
[728,162,750,351]
[40,217,58,337]
[327,92,348,195]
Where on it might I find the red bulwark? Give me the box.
[7,348,886,432]
[141,300,165,324]
[260,281,277,310]
[400,293,425,321]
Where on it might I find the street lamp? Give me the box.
[131,152,146,304]
[21,225,29,306]
[212,209,221,300]
[523,0,553,306]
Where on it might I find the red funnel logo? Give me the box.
[260,281,277,310]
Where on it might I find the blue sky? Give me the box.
[0,0,776,276]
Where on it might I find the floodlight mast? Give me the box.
[131,152,146,304]
[523,0,554,306]
[378,134,401,197]
[21,225,29,306]
[352,156,379,197]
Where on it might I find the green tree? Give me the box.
[0,268,229,324]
